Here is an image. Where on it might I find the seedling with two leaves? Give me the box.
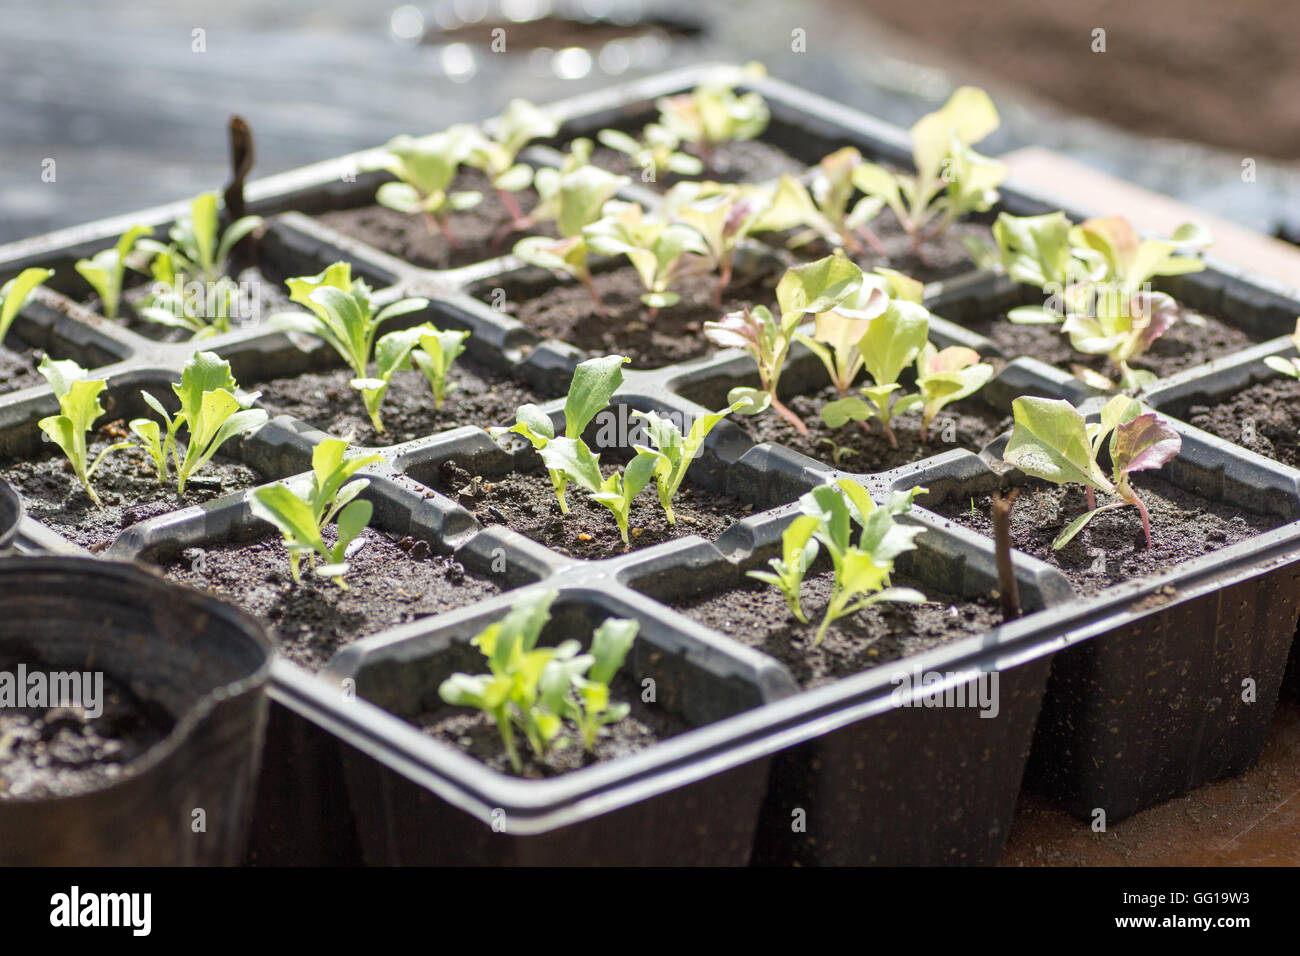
[249,435,382,587]
[74,226,153,322]
[583,201,710,321]
[1263,319,1300,381]
[268,262,433,433]
[1002,395,1182,549]
[438,590,638,773]
[748,479,928,645]
[36,357,132,509]
[465,98,560,235]
[596,123,703,183]
[631,400,747,524]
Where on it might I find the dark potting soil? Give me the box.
[930,477,1281,597]
[588,137,806,193]
[774,207,994,285]
[482,262,779,368]
[85,263,296,344]
[0,341,45,393]
[161,526,500,671]
[420,673,687,778]
[437,461,752,559]
[0,654,174,800]
[1183,377,1300,470]
[680,570,1002,690]
[255,356,544,446]
[314,169,551,271]
[964,303,1261,381]
[1,424,261,551]
[736,385,1008,473]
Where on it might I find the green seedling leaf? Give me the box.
[0,267,54,344]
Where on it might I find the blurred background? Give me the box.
[1,0,1298,245]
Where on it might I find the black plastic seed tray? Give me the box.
[4,64,1300,863]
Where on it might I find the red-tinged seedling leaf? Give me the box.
[1112,412,1181,476]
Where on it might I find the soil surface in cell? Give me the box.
[965,303,1261,382]
[930,476,1282,597]
[162,526,500,671]
[438,460,752,559]
[0,653,174,800]
[85,263,295,344]
[588,136,806,192]
[483,262,780,368]
[1,424,261,551]
[0,341,46,393]
[1182,377,1300,470]
[681,570,1002,689]
[314,169,551,271]
[773,207,995,285]
[735,386,1008,473]
[420,673,687,778]
[256,357,543,446]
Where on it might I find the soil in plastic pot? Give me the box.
[313,169,552,271]
[680,570,1003,689]
[436,461,752,559]
[735,387,1009,472]
[256,358,546,447]
[0,425,261,551]
[588,137,806,192]
[162,526,500,670]
[0,341,45,394]
[481,262,780,368]
[773,208,994,285]
[1182,377,1300,469]
[963,304,1260,381]
[420,673,688,778]
[931,477,1282,597]
[0,652,174,800]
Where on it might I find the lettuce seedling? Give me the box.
[747,479,926,644]
[820,297,931,447]
[853,87,1005,257]
[583,202,709,321]
[747,512,822,623]
[0,267,54,345]
[130,351,268,495]
[410,325,470,409]
[466,99,559,230]
[249,435,382,586]
[1003,395,1182,549]
[655,66,770,170]
[704,254,863,435]
[539,437,662,546]
[269,262,429,432]
[799,147,889,256]
[513,141,630,316]
[439,590,639,771]
[1263,319,1300,380]
[492,354,628,513]
[140,192,262,285]
[1062,289,1181,391]
[596,123,704,181]
[139,252,244,339]
[36,357,132,508]
[541,615,638,753]
[75,225,153,321]
[913,343,994,442]
[632,401,744,523]
[374,127,482,246]
[661,178,804,308]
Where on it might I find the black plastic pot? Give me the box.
[2,64,1300,863]
[0,477,20,553]
[0,557,272,865]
